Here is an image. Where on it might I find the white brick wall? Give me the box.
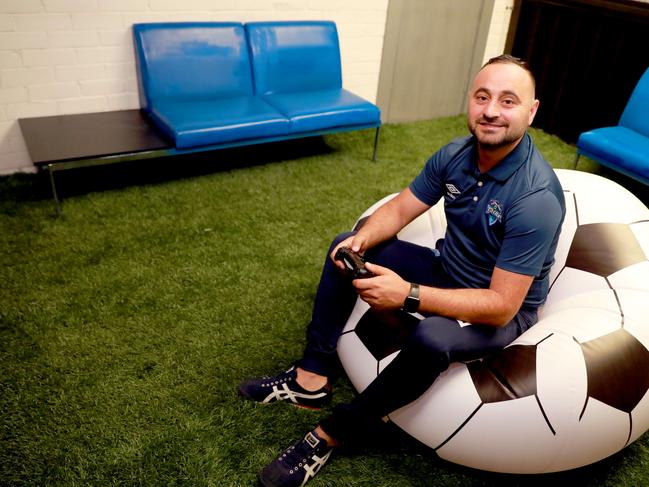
[0,0,390,174]
[483,0,515,65]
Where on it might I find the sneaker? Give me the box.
[238,366,331,409]
[259,429,334,487]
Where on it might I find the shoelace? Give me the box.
[280,433,332,479]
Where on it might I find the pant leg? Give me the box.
[300,233,452,378]
[319,309,538,442]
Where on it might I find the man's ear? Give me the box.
[529,99,540,125]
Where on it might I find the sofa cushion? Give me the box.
[263,89,380,133]
[150,97,290,149]
[577,126,649,180]
[133,22,254,111]
[246,21,343,95]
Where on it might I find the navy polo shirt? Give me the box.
[409,133,565,307]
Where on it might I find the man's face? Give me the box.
[466,62,539,149]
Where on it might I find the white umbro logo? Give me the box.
[445,183,461,199]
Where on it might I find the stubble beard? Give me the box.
[468,118,523,149]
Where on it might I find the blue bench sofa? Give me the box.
[132,21,381,159]
[575,66,649,186]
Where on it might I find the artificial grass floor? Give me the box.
[2,115,649,486]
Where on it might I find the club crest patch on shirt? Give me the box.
[486,199,502,226]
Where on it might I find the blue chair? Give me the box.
[245,21,381,144]
[132,21,381,158]
[575,67,649,185]
[132,22,289,149]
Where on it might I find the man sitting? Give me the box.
[239,55,566,487]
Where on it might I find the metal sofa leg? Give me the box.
[573,153,581,170]
[372,126,380,161]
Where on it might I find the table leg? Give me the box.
[47,164,62,217]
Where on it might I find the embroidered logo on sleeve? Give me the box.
[445,183,461,199]
[486,199,503,226]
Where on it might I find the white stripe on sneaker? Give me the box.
[262,383,328,404]
[300,449,332,486]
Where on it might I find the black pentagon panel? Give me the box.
[581,328,649,413]
[566,223,647,277]
[467,344,538,403]
[355,309,419,361]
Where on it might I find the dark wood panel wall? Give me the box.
[507,0,649,143]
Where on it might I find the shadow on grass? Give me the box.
[338,417,635,487]
[0,136,334,209]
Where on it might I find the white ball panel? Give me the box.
[608,261,649,293]
[573,191,643,225]
[389,363,482,449]
[565,399,630,467]
[341,299,370,334]
[536,307,622,343]
[539,289,620,320]
[630,389,649,444]
[357,194,396,221]
[377,349,399,374]
[506,325,559,346]
[436,397,559,474]
[545,268,611,307]
[425,199,447,239]
[631,221,649,257]
[549,200,578,283]
[620,299,649,348]
[396,211,439,248]
[535,330,588,433]
[337,331,377,393]
[555,169,649,225]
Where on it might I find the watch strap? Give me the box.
[402,282,420,313]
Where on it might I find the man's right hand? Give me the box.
[330,188,431,271]
[330,234,369,271]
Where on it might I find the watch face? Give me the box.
[402,282,419,313]
[404,296,419,313]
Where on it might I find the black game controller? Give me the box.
[334,247,375,279]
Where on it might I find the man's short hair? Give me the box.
[482,54,536,96]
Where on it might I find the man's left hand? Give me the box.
[352,263,410,311]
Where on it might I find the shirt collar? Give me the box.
[463,132,532,182]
